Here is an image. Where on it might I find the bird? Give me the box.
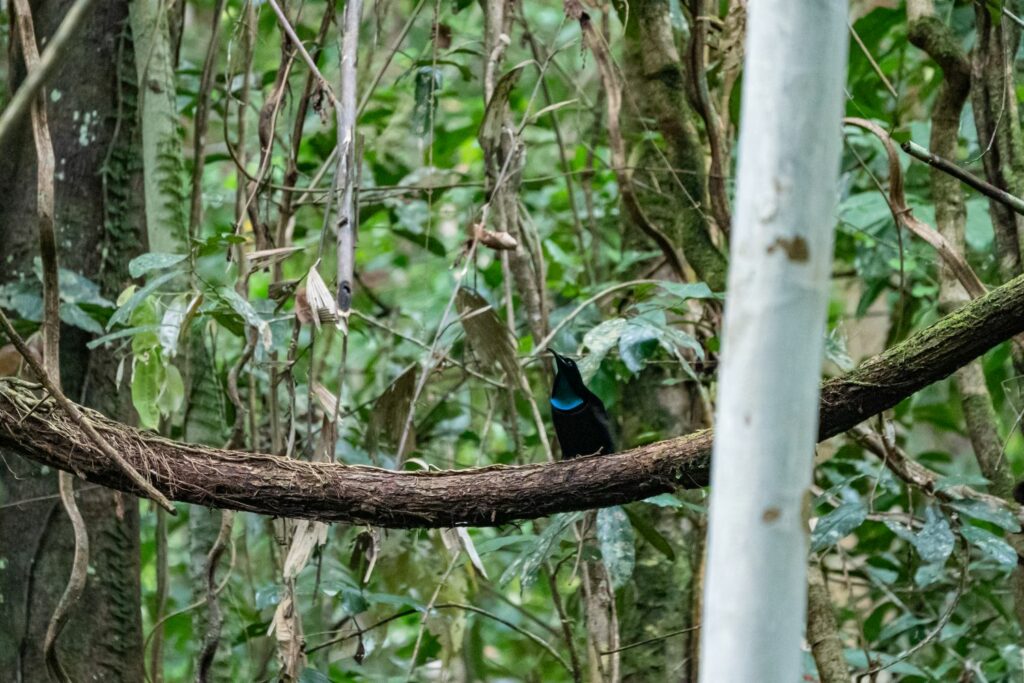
[549,349,616,459]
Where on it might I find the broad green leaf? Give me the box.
[596,506,635,589]
[913,562,945,587]
[56,268,113,307]
[156,363,185,416]
[623,505,674,561]
[961,525,1017,569]
[499,512,581,589]
[877,613,932,642]
[132,352,164,430]
[87,325,160,349]
[218,287,272,350]
[0,281,43,320]
[128,252,187,278]
[59,303,104,334]
[914,506,955,564]
[107,270,180,330]
[656,281,716,300]
[642,493,684,508]
[298,669,331,683]
[811,501,868,553]
[949,499,1021,532]
[578,317,627,380]
[618,321,660,373]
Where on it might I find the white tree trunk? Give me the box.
[698,2,848,681]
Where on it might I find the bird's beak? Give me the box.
[548,348,569,369]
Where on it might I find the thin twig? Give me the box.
[309,601,572,673]
[196,510,234,682]
[901,139,1024,217]
[599,625,701,655]
[849,20,899,99]
[187,0,227,239]
[529,279,678,359]
[266,0,341,108]
[844,118,988,299]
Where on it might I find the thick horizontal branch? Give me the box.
[3,274,1024,528]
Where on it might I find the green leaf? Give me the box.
[0,281,43,320]
[811,502,868,553]
[913,506,955,564]
[87,325,160,349]
[618,321,660,373]
[913,561,945,587]
[56,268,113,307]
[255,585,281,610]
[596,506,636,590]
[578,317,627,380]
[298,669,331,683]
[949,499,1021,532]
[156,363,185,416]
[656,281,716,301]
[961,525,1018,569]
[876,613,931,642]
[59,303,104,334]
[217,287,272,350]
[132,352,164,430]
[623,505,675,561]
[499,512,581,589]
[107,270,180,330]
[128,252,187,278]
[642,493,684,508]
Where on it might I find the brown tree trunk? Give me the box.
[0,1,147,679]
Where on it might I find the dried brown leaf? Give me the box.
[456,289,518,381]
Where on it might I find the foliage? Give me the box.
[6,0,1024,680]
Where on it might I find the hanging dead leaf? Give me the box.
[283,520,329,580]
[268,592,306,678]
[470,222,518,251]
[441,527,488,579]
[305,267,346,332]
[248,246,303,270]
[456,289,518,381]
[366,365,418,457]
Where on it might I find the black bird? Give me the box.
[549,349,616,459]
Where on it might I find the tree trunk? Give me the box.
[699,0,847,680]
[0,1,147,680]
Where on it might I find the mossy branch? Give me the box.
[4,274,1024,527]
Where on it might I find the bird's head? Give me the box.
[549,349,587,410]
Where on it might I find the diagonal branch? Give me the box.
[4,273,1024,528]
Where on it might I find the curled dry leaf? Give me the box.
[471,222,518,251]
[247,246,303,270]
[441,527,489,579]
[305,267,346,332]
[456,289,518,381]
[283,519,329,580]
[268,593,306,678]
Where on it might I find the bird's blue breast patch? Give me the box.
[550,396,584,410]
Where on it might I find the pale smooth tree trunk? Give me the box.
[698,2,848,681]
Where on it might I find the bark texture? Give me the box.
[0,0,146,679]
